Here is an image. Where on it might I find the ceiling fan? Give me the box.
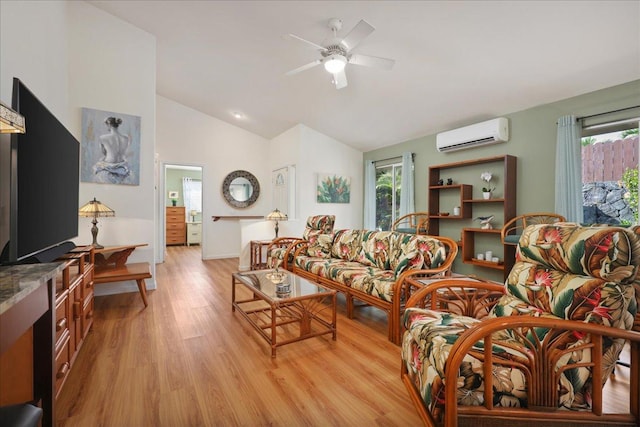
[285,18,395,89]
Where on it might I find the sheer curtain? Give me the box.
[363,160,376,229]
[399,152,415,218]
[555,115,583,222]
[182,177,202,220]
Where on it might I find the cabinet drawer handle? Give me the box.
[86,310,94,319]
[57,362,70,379]
[56,318,67,331]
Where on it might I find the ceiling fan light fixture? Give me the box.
[324,54,347,74]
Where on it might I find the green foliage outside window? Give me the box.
[375,167,401,230]
[622,167,638,224]
[581,136,597,146]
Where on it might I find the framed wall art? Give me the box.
[81,107,141,185]
[317,173,351,204]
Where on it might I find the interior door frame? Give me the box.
[158,162,204,263]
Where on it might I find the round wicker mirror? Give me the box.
[222,170,260,208]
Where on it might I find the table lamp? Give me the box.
[78,197,115,248]
[265,208,287,239]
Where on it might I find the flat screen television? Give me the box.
[3,78,79,263]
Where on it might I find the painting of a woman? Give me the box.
[81,108,141,185]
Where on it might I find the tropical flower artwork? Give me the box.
[480,171,495,192]
[317,174,351,203]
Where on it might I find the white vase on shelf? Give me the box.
[482,191,491,200]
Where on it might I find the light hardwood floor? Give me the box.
[56,246,632,426]
[56,246,422,426]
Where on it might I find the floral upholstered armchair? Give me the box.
[401,223,640,426]
[266,215,335,270]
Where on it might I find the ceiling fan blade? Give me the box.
[340,19,375,51]
[332,69,348,89]
[285,59,322,76]
[286,33,327,51]
[349,53,395,70]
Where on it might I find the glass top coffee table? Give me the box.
[232,269,337,357]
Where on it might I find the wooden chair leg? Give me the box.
[346,294,354,318]
[136,279,149,307]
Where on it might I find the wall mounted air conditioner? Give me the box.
[436,117,509,152]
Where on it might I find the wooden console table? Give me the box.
[94,243,147,267]
[93,244,151,307]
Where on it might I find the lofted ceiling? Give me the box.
[88,1,640,152]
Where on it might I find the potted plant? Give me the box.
[168,191,179,206]
[480,171,495,199]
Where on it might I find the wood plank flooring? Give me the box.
[55,245,632,426]
[56,246,422,426]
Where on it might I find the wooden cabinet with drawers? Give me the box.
[0,246,94,426]
[54,248,94,399]
[166,206,186,245]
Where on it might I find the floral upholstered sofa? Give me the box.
[291,229,458,344]
[266,215,335,270]
[401,223,640,426]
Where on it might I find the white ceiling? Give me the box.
[88,1,640,152]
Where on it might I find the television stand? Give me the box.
[0,245,95,427]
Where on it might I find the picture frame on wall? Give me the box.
[317,173,351,204]
[81,107,141,185]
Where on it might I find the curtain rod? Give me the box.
[577,105,640,121]
[372,153,414,164]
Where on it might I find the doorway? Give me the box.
[163,164,203,260]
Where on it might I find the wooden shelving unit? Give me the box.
[428,155,517,278]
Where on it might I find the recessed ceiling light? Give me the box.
[232,112,243,119]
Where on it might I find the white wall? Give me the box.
[68,2,157,296]
[0,1,158,296]
[0,1,71,247]
[298,125,363,230]
[238,124,363,270]
[156,95,271,262]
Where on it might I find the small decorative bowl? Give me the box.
[439,212,450,216]
[266,270,286,285]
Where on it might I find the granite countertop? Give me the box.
[0,263,64,315]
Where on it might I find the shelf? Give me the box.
[212,215,264,221]
[428,155,516,279]
[464,228,501,234]
[464,198,505,203]
[466,258,505,270]
[429,184,466,190]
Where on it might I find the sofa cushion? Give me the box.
[304,230,334,258]
[324,261,378,288]
[356,230,395,270]
[516,223,639,283]
[331,229,365,261]
[267,247,287,269]
[349,269,397,302]
[391,234,450,277]
[302,215,335,238]
[493,261,637,330]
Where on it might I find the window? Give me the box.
[375,162,402,230]
[582,126,638,225]
[182,177,202,215]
